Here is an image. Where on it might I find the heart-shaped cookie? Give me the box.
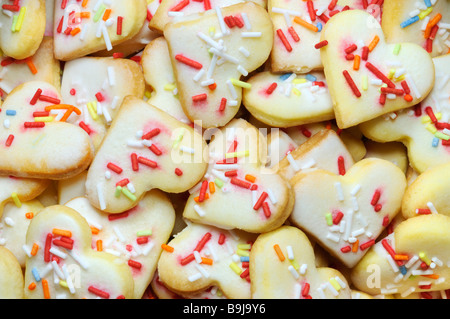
[268,0,382,73]
[0,246,24,298]
[242,71,335,127]
[141,37,191,124]
[53,0,148,60]
[359,54,450,174]
[290,157,407,268]
[250,225,352,299]
[65,189,175,299]
[0,37,61,98]
[0,0,46,60]
[351,214,450,296]
[402,162,450,219]
[183,118,294,233]
[157,222,257,299]
[164,2,273,128]
[85,95,209,214]
[381,0,450,57]
[24,205,135,299]
[0,81,95,180]
[60,56,146,150]
[320,9,435,128]
[1,199,44,267]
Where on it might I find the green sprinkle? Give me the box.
[172,128,185,149]
[121,187,137,201]
[11,15,18,32]
[214,178,224,188]
[435,131,450,141]
[325,212,333,226]
[115,186,122,198]
[93,4,106,22]
[137,230,153,237]
[393,44,401,55]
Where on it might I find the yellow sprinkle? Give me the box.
[329,277,341,291]
[237,244,252,250]
[292,88,301,96]
[388,69,396,79]
[421,116,431,124]
[225,150,249,159]
[236,249,250,257]
[394,74,405,82]
[361,75,368,91]
[289,259,300,270]
[164,83,176,91]
[419,252,431,265]
[34,116,54,122]
[11,15,18,32]
[11,192,21,208]
[426,123,438,134]
[419,7,433,19]
[293,78,307,84]
[144,90,152,99]
[172,128,185,149]
[87,102,99,120]
[208,26,215,36]
[15,7,26,32]
[230,78,251,89]
[229,262,242,275]
[59,280,68,289]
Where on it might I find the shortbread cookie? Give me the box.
[0,246,24,298]
[250,225,352,299]
[401,162,450,219]
[364,140,408,173]
[60,56,146,150]
[242,71,335,127]
[183,119,294,233]
[0,81,95,180]
[0,37,61,98]
[382,0,450,57]
[283,122,367,162]
[290,157,407,268]
[85,95,209,214]
[359,54,450,174]
[276,129,355,182]
[65,189,175,299]
[320,9,435,128]
[351,214,450,296]
[157,222,257,299]
[164,2,273,128]
[149,0,265,33]
[24,205,134,299]
[141,37,191,124]
[269,0,381,73]
[57,170,87,205]
[0,0,46,60]
[53,0,148,60]
[1,199,44,267]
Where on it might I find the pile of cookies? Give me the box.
[0,0,449,299]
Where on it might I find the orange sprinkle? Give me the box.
[425,13,442,38]
[81,0,89,7]
[90,226,100,235]
[70,27,81,36]
[394,254,409,261]
[404,94,413,102]
[31,243,39,256]
[352,239,359,253]
[102,8,112,21]
[273,244,285,261]
[201,257,213,265]
[96,240,103,251]
[80,11,90,19]
[161,244,174,253]
[25,58,38,75]
[28,282,36,290]
[353,55,360,71]
[208,83,217,90]
[422,274,439,279]
[194,193,209,202]
[245,174,256,183]
[25,212,34,219]
[293,16,318,32]
[368,35,379,52]
[42,279,50,299]
[44,104,81,122]
[209,181,215,194]
[52,228,72,238]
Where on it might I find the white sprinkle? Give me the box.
[104,171,111,179]
[4,217,14,227]
[286,152,300,172]
[300,158,316,170]
[3,119,10,129]
[51,260,65,280]
[286,245,294,260]
[209,47,240,64]
[22,245,32,257]
[334,182,344,201]
[324,282,339,296]
[201,78,216,87]
[299,264,307,275]
[194,263,210,278]
[271,7,303,17]
[127,140,144,148]
[102,25,112,51]
[107,66,116,86]
[238,47,250,57]
[68,251,89,269]
[288,265,299,279]
[386,254,400,273]
[405,74,421,99]
[226,80,238,99]
[405,255,419,268]
[351,196,359,211]
[197,32,224,50]
[427,202,439,214]
[421,16,431,31]
[344,210,354,241]
[180,145,195,154]
[167,11,184,17]
[194,204,206,217]
[326,232,340,243]
[213,163,239,170]
[237,65,248,76]
[193,251,202,263]
[350,184,361,196]
[206,54,218,80]
[241,31,261,38]
[267,188,278,205]
[105,248,121,256]
[113,226,126,242]
[62,264,76,294]
[293,283,301,299]
[97,183,106,210]
[241,12,251,30]
[431,256,443,267]
[193,69,205,82]
[252,190,258,206]
[49,247,67,259]
[351,228,365,237]
[335,276,347,289]
[188,272,202,282]
[102,105,112,124]
[215,6,227,35]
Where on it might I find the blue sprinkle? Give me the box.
[305,74,317,82]
[240,256,250,262]
[424,0,432,7]
[5,110,16,116]
[400,16,419,28]
[317,22,323,32]
[279,73,293,81]
[432,137,439,147]
[31,267,41,282]
[399,265,407,275]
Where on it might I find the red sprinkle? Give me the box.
[79,121,91,134]
[95,92,104,102]
[301,282,310,297]
[266,82,278,95]
[142,128,161,140]
[342,70,361,97]
[361,46,369,61]
[107,162,123,174]
[400,81,411,94]
[116,178,130,187]
[333,211,344,225]
[149,144,162,156]
[137,156,158,168]
[170,0,189,11]
[204,0,211,10]
[382,215,390,227]
[262,202,271,218]
[365,62,396,88]
[180,254,195,266]
[328,0,338,10]
[306,0,316,21]
[24,122,45,128]
[425,106,438,123]
[345,44,357,54]
[287,26,300,42]
[108,211,129,221]
[230,177,251,189]
[128,260,142,270]
[117,16,123,35]
[218,98,227,112]
[44,233,53,262]
[88,286,110,299]
[253,192,268,210]
[218,233,226,245]
[175,54,203,69]
[5,134,14,147]
[341,246,351,253]
[360,239,375,251]
[337,156,346,175]
[371,189,381,206]
[39,95,61,104]
[194,232,212,252]
[131,153,139,171]
[314,40,328,49]
[30,89,42,105]
[276,29,292,52]
[192,93,207,103]
[175,168,183,176]
[198,180,208,202]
